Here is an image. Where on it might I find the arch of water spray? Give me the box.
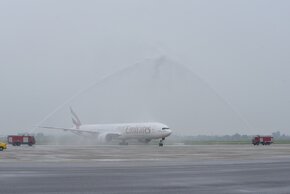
[32,56,252,133]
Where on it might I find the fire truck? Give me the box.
[252,135,273,145]
[7,135,36,146]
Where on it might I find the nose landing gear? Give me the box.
[159,138,165,147]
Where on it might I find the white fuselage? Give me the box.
[78,122,172,141]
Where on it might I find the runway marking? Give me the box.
[237,189,254,193]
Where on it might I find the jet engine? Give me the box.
[97,133,119,143]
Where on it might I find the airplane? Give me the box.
[40,107,172,146]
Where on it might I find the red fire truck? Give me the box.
[7,135,36,146]
[252,135,273,145]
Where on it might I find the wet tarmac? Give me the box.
[0,144,290,194]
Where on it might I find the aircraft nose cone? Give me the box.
[166,129,172,136]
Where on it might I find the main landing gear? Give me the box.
[138,139,151,144]
[119,140,128,145]
[159,138,165,147]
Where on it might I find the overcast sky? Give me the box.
[1,0,290,135]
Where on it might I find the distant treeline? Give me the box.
[170,131,290,144]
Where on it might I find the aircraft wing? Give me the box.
[38,126,100,135]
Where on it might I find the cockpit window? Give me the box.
[162,127,170,130]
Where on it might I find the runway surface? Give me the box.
[1,144,290,194]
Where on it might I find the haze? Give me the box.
[1,0,290,135]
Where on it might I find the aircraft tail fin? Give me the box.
[70,107,82,129]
